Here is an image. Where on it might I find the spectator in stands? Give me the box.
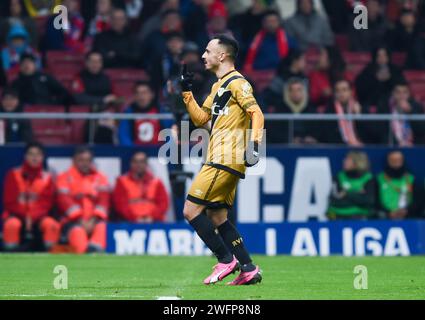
[265,77,317,144]
[284,0,334,51]
[265,49,308,103]
[71,51,117,108]
[85,0,113,49]
[355,46,405,106]
[2,142,59,251]
[0,63,6,87]
[22,0,60,17]
[1,24,41,73]
[382,80,425,146]
[276,0,328,20]
[118,81,162,146]
[376,150,424,219]
[149,32,184,92]
[406,34,425,69]
[0,0,38,47]
[327,151,376,220]
[321,0,350,33]
[43,0,85,53]
[309,46,346,106]
[137,0,180,42]
[229,0,270,59]
[93,8,141,68]
[113,152,169,222]
[348,0,390,52]
[142,9,184,67]
[387,9,420,54]
[11,53,74,106]
[0,87,32,144]
[317,79,363,146]
[87,106,119,145]
[277,49,307,80]
[243,10,296,71]
[194,1,233,51]
[56,147,110,253]
[183,0,213,43]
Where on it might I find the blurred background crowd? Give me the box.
[0,0,425,146]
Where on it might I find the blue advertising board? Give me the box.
[0,146,424,222]
[107,220,425,256]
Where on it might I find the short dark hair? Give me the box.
[20,53,36,63]
[73,146,93,158]
[1,87,19,99]
[394,78,409,88]
[213,34,239,62]
[134,80,154,92]
[85,50,102,60]
[263,9,281,19]
[25,142,45,155]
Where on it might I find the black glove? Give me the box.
[244,141,260,167]
[180,64,194,92]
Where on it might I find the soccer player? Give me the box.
[180,34,264,285]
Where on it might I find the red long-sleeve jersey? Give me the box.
[56,166,111,224]
[113,171,169,222]
[2,166,55,222]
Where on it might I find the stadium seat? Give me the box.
[46,51,84,74]
[404,70,425,83]
[69,105,90,144]
[35,16,49,38]
[335,34,349,51]
[343,52,371,64]
[104,69,149,82]
[24,105,72,145]
[242,70,275,93]
[55,73,75,91]
[410,82,425,102]
[392,52,406,67]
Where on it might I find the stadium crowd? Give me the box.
[1,0,425,253]
[0,0,424,145]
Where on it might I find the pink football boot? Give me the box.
[203,256,239,285]
[228,266,262,285]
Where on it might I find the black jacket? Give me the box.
[11,72,73,106]
[93,29,141,68]
[0,104,33,144]
[355,63,404,106]
[73,69,113,106]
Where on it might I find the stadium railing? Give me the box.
[1,112,425,146]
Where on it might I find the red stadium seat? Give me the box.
[335,34,349,51]
[35,16,49,38]
[104,69,149,82]
[392,52,406,67]
[410,83,425,102]
[346,63,366,78]
[69,105,90,144]
[55,73,75,91]
[24,105,72,145]
[343,52,371,64]
[404,71,425,83]
[242,69,276,93]
[46,51,84,74]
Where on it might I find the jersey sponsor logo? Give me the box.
[211,103,229,116]
[241,82,252,98]
[217,88,228,97]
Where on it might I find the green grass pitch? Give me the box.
[0,254,424,300]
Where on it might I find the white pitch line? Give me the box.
[0,294,150,299]
[156,296,181,300]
